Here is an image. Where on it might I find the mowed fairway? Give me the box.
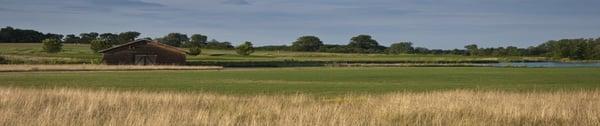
[1,67,599,95]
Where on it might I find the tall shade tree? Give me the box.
[236,41,255,56]
[291,36,323,52]
[464,44,479,56]
[90,38,112,52]
[159,33,188,47]
[42,38,62,53]
[188,34,208,47]
[117,31,141,44]
[44,33,64,42]
[79,32,99,44]
[99,33,119,45]
[63,34,81,44]
[388,42,414,54]
[348,34,384,53]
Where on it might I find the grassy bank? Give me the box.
[0,65,223,72]
[1,88,599,126]
[1,67,599,95]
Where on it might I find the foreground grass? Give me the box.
[1,67,600,95]
[1,88,599,126]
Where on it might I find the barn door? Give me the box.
[134,55,157,65]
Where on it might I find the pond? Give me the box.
[492,62,600,68]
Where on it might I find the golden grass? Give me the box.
[0,64,223,72]
[1,88,599,126]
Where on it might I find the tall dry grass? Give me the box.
[1,88,599,126]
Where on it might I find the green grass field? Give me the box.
[1,67,599,95]
[0,43,544,64]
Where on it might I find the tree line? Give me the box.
[1,26,599,60]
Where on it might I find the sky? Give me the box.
[1,0,600,49]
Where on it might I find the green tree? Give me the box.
[117,31,141,44]
[388,42,414,54]
[348,35,383,53]
[413,47,430,54]
[99,33,119,45]
[63,34,80,43]
[44,33,64,41]
[236,41,255,56]
[291,36,323,52]
[90,38,112,52]
[79,32,99,44]
[506,46,520,56]
[0,26,46,43]
[188,34,208,47]
[42,38,62,53]
[188,47,202,56]
[205,39,235,49]
[464,44,479,56]
[159,33,188,47]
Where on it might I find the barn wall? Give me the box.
[102,43,186,65]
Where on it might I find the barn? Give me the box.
[99,39,188,65]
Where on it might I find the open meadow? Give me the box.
[0,43,542,66]
[2,43,600,125]
[1,67,600,95]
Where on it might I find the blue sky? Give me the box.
[1,0,600,49]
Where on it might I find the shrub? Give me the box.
[188,47,201,56]
[236,41,255,56]
[0,55,7,64]
[90,38,112,52]
[42,38,62,53]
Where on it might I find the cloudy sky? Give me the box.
[1,0,600,49]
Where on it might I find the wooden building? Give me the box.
[99,39,188,65]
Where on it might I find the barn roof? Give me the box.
[98,39,189,54]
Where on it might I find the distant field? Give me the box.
[0,43,543,65]
[1,67,599,95]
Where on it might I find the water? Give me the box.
[492,62,600,68]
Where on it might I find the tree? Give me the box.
[413,47,430,54]
[0,27,14,42]
[387,42,414,54]
[159,33,188,47]
[188,47,201,56]
[117,31,141,44]
[0,26,46,43]
[44,33,64,42]
[42,38,62,53]
[291,36,323,52]
[79,32,99,44]
[99,33,119,45]
[505,46,520,56]
[188,34,207,47]
[90,38,112,52]
[348,35,383,53]
[63,34,81,43]
[205,39,234,49]
[236,41,255,56]
[464,44,479,56]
